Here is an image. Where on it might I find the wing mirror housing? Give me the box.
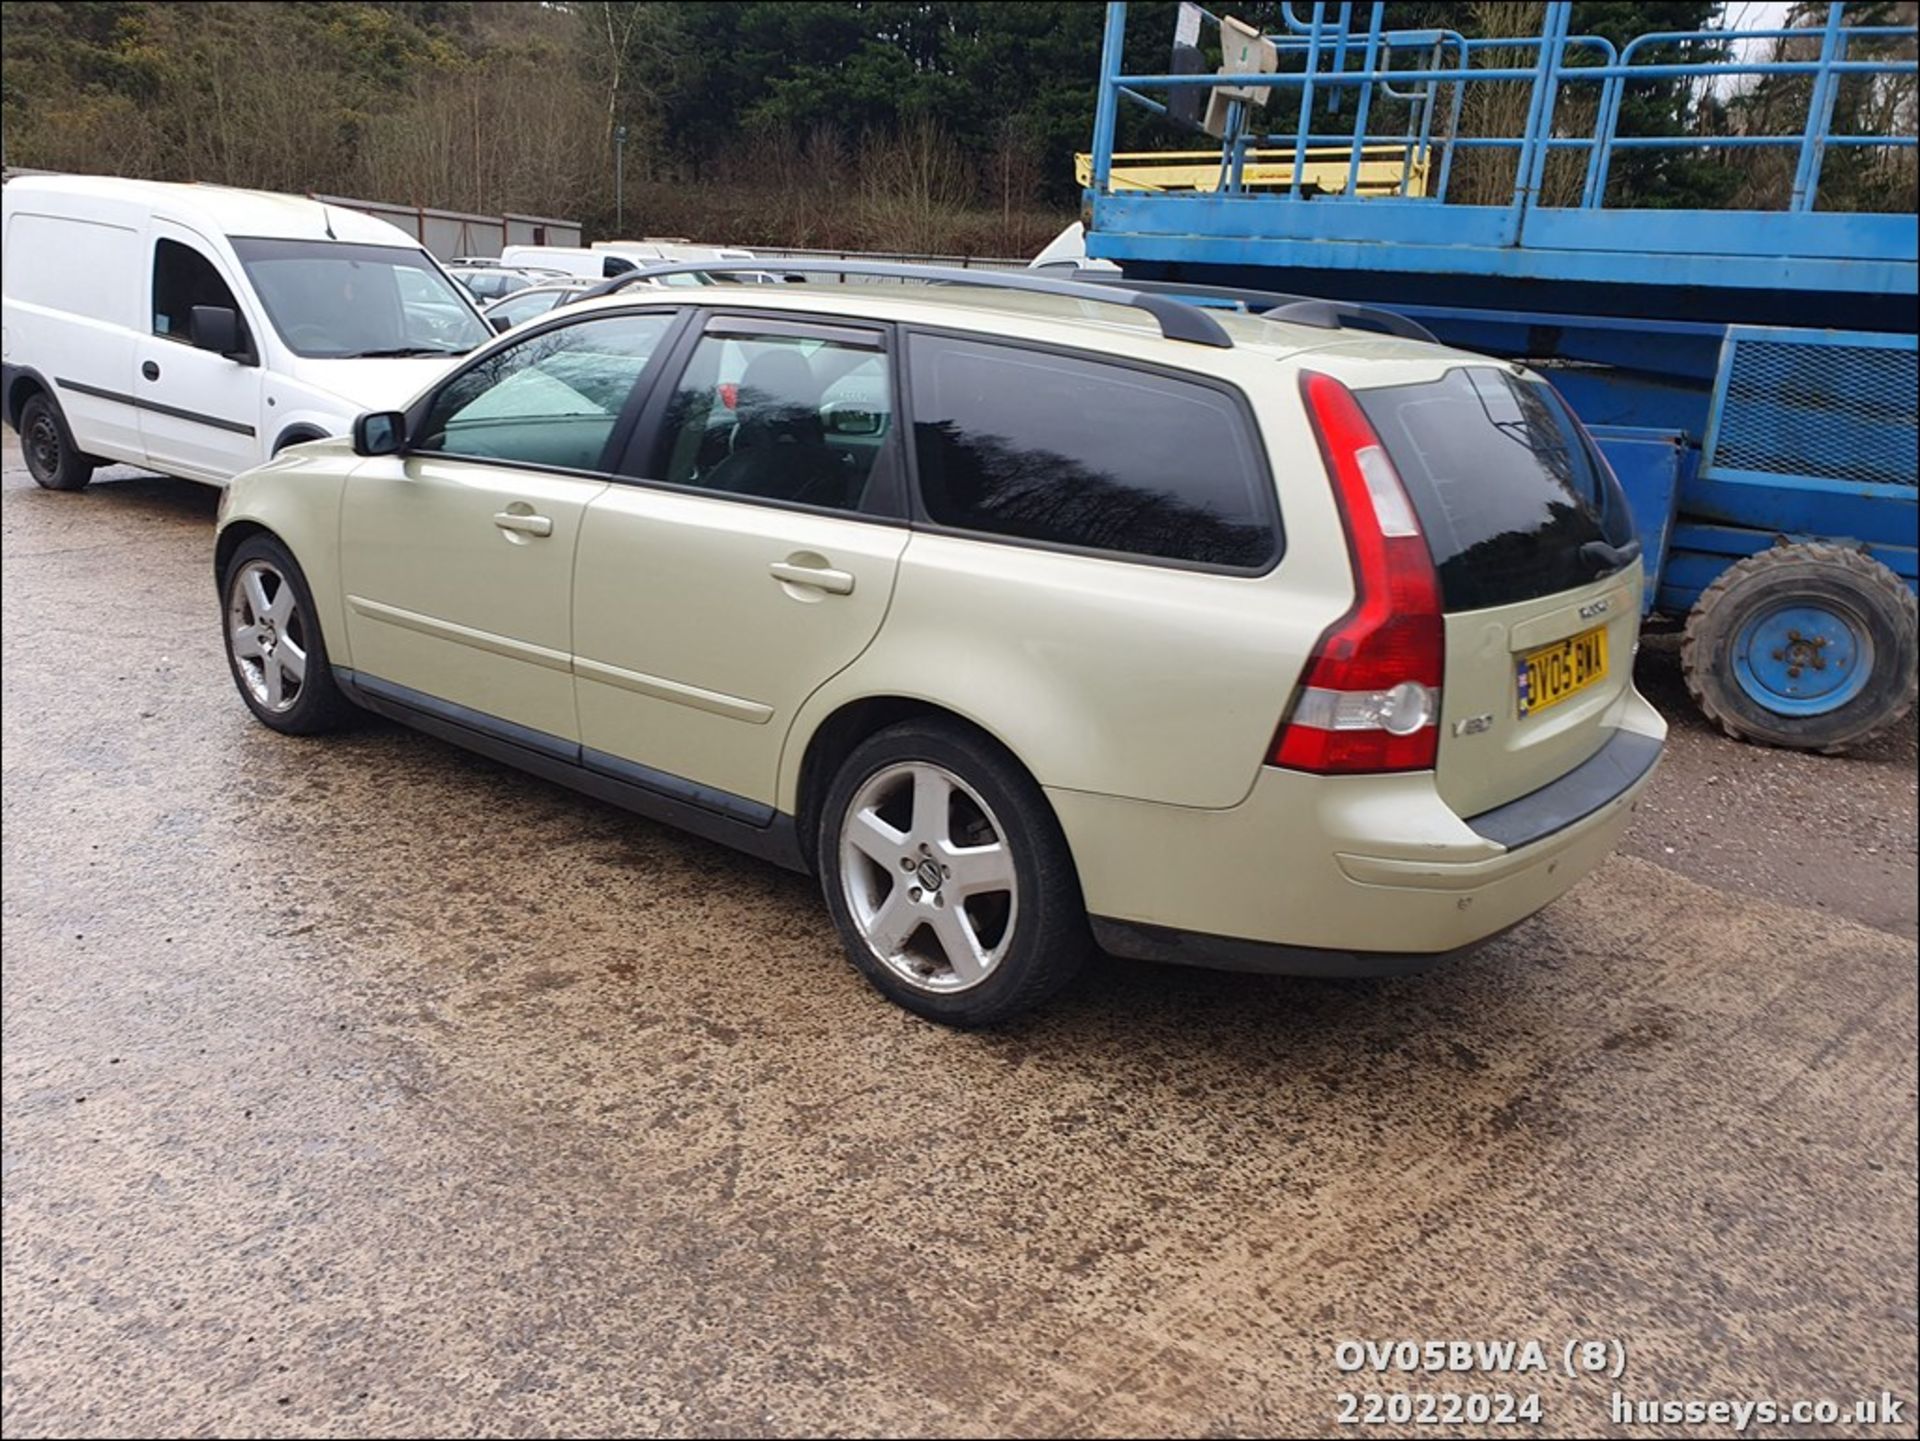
[822,402,884,437]
[352,410,406,457]
[190,305,247,362]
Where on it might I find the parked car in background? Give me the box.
[448,265,565,303]
[482,280,597,331]
[212,263,1665,1026]
[2,174,491,489]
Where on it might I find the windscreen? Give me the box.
[1356,367,1637,611]
[232,237,491,359]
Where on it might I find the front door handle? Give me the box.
[493,510,553,538]
[142,361,160,381]
[769,560,855,595]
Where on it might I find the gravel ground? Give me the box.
[4,446,1915,1438]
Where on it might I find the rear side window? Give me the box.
[153,238,245,345]
[1356,367,1636,611]
[907,335,1276,570]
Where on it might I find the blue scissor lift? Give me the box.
[1083,1,1918,751]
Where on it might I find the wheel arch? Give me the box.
[214,519,278,590]
[788,695,1058,876]
[270,423,330,456]
[4,365,54,433]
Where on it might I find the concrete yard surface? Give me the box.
[3,446,1916,1438]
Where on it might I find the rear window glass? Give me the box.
[908,335,1277,570]
[1356,367,1636,611]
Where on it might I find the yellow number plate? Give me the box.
[1517,625,1609,718]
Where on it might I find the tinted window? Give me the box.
[1356,367,1636,611]
[652,326,892,512]
[418,313,674,470]
[152,238,248,349]
[908,336,1275,569]
[233,237,488,357]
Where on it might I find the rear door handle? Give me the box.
[493,511,553,538]
[769,560,855,595]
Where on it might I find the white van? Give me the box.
[2,174,492,489]
[497,244,644,281]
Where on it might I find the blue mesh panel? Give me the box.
[1710,338,1917,488]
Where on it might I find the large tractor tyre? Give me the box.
[1681,542,1918,754]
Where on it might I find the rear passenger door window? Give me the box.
[416,311,676,471]
[648,318,895,514]
[906,335,1277,570]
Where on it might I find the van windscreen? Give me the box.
[231,238,491,359]
[1355,367,1637,611]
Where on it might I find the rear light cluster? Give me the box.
[1269,372,1445,774]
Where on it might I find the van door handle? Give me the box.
[769,560,855,595]
[493,511,553,538]
[142,361,160,381]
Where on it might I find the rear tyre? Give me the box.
[1681,542,1917,753]
[19,394,94,491]
[819,720,1090,1026]
[220,534,358,736]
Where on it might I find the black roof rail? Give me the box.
[585,259,1236,349]
[1065,270,1441,346]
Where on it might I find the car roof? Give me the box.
[554,278,1463,373]
[4,174,418,248]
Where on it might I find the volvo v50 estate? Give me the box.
[214,264,1665,1025]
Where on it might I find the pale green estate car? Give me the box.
[215,265,1664,1025]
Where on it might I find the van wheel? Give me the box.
[819,720,1090,1026]
[20,394,95,491]
[220,535,357,735]
[1682,542,1918,753]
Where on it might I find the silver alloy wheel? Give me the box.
[227,559,308,714]
[838,760,1019,993]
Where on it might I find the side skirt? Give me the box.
[335,667,809,873]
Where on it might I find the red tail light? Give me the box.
[1270,371,1445,773]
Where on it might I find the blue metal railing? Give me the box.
[1090,1,1918,214]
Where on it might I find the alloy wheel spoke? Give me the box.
[847,808,907,869]
[909,764,951,844]
[243,570,273,623]
[231,626,265,660]
[261,655,284,708]
[929,905,989,984]
[938,840,1013,899]
[276,636,307,684]
[865,883,919,956]
[267,584,297,626]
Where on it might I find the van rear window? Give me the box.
[1356,367,1636,611]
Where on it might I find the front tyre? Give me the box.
[221,535,357,735]
[1682,542,1918,753]
[20,394,94,491]
[820,720,1090,1026]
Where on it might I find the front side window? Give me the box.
[907,335,1277,569]
[651,324,893,512]
[152,238,248,349]
[232,237,490,359]
[416,312,675,471]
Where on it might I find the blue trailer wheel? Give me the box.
[1682,543,1918,753]
[1731,601,1872,717]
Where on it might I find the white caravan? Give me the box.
[2,174,491,489]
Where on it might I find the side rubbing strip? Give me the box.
[56,377,256,436]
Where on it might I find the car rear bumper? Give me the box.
[1054,688,1666,975]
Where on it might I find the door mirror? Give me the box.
[353,410,406,457]
[822,401,884,437]
[189,305,242,359]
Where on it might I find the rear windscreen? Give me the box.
[1356,367,1636,611]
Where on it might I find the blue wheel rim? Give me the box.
[1731,599,1873,717]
